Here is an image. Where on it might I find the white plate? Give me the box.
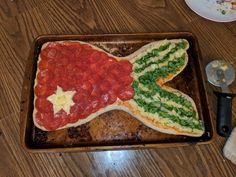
[185,0,236,22]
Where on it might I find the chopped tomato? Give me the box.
[118,60,133,73]
[118,86,135,101]
[108,90,117,104]
[119,76,133,86]
[35,84,55,97]
[36,112,53,126]
[35,84,47,97]
[35,98,53,113]
[81,82,93,94]
[37,70,52,85]
[99,80,110,93]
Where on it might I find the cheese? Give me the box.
[47,86,76,114]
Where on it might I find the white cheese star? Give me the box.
[47,86,76,115]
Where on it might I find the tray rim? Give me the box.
[20,32,215,153]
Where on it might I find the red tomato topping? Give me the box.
[89,51,100,63]
[99,80,110,93]
[118,60,133,73]
[45,118,62,131]
[90,99,100,110]
[68,114,79,124]
[118,86,135,101]
[81,82,93,94]
[108,90,117,104]
[35,84,55,97]
[36,112,53,126]
[119,76,133,86]
[38,60,47,70]
[40,47,58,60]
[35,98,53,112]
[54,110,68,127]
[111,83,121,94]
[35,41,135,130]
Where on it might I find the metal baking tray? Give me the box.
[20,32,214,152]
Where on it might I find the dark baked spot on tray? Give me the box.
[33,128,48,144]
[92,42,148,57]
[68,124,92,142]
[68,127,80,138]
[88,111,141,141]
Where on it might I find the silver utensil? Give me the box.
[206,60,236,137]
[216,68,229,93]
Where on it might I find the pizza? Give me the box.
[33,39,204,137]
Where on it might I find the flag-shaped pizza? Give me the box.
[34,39,204,137]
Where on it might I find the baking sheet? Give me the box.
[20,32,214,152]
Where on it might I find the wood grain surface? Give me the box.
[0,0,236,177]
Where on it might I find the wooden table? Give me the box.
[0,0,236,176]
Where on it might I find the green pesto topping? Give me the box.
[131,40,203,131]
[133,97,202,130]
[134,41,187,73]
[137,56,185,84]
[135,43,171,65]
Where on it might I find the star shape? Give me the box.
[47,86,76,114]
